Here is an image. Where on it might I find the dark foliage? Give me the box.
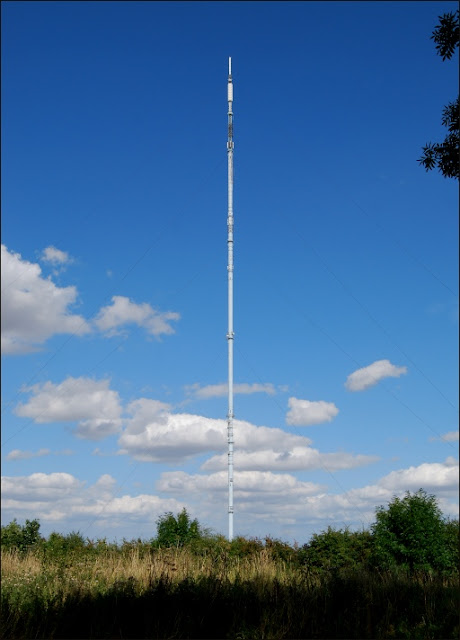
[2,570,458,639]
[419,11,459,179]
[2,491,459,639]
[300,527,373,573]
[431,10,460,60]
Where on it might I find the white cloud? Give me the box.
[119,410,225,463]
[378,460,459,494]
[201,447,378,473]
[345,359,407,391]
[15,377,123,440]
[1,472,84,501]
[119,406,312,463]
[186,382,276,399]
[41,246,73,266]
[1,472,185,531]
[158,470,325,502]
[1,244,91,354]
[430,430,459,443]
[2,460,457,543]
[6,448,51,461]
[286,397,339,426]
[158,459,459,537]
[118,401,373,472]
[94,295,180,337]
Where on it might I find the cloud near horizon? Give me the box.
[1,472,185,527]
[1,459,457,541]
[345,359,407,391]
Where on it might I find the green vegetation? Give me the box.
[154,507,206,548]
[371,489,458,572]
[0,518,42,554]
[1,491,459,639]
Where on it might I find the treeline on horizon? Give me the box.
[1,489,459,640]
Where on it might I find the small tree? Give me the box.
[1,518,42,553]
[154,508,204,548]
[371,489,454,572]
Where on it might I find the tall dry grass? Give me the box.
[1,546,459,639]
[2,545,298,596]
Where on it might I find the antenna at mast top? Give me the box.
[228,57,232,76]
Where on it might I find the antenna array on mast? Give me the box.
[227,57,234,541]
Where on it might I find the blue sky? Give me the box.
[1,1,458,544]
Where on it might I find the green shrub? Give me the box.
[371,489,456,572]
[264,536,298,564]
[41,530,87,560]
[300,527,373,572]
[229,536,264,558]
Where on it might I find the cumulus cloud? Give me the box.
[158,459,459,536]
[201,447,378,473]
[378,460,459,494]
[6,448,51,461]
[286,397,339,426]
[118,401,373,472]
[2,460,458,543]
[1,472,185,531]
[158,470,325,502]
[345,359,407,391]
[74,419,124,440]
[119,410,225,463]
[40,246,73,266]
[2,472,84,501]
[118,406,312,463]
[94,295,180,338]
[186,382,276,399]
[15,377,123,440]
[1,244,91,354]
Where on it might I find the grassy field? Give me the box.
[2,544,459,639]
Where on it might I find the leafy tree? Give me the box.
[154,508,204,548]
[418,10,459,179]
[371,489,455,572]
[1,518,42,552]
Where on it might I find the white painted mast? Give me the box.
[226,56,234,541]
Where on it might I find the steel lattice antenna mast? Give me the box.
[226,57,234,541]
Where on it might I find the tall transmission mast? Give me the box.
[226,57,234,541]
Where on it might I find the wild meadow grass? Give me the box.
[2,544,459,639]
